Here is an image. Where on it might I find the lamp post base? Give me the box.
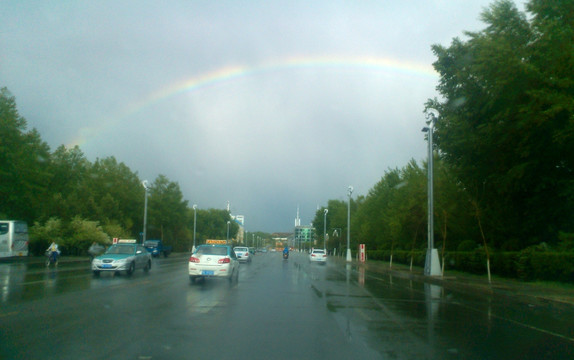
[424,248,442,276]
[346,248,353,262]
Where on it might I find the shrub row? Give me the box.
[366,249,574,283]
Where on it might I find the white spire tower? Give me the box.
[295,205,301,227]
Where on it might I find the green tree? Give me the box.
[64,216,110,255]
[85,156,144,233]
[194,208,237,243]
[43,145,91,221]
[147,175,189,249]
[29,217,64,256]
[0,88,52,222]
[313,198,358,255]
[428,0,574,248]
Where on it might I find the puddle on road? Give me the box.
[1,260,96,304]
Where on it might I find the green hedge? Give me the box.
[366,250,425,267]
[366,249,574,283]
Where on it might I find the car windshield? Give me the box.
[144,241,159,247]
[106,245,135,255]
[196,247,227,256]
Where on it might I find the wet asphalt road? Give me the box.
[1,252,573,359]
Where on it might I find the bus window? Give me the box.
[0,221,29,258]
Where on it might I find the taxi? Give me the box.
[188,244,239,284]
[92,239,152,276]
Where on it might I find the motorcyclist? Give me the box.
[282,246,289,259]
[46,242,60,266]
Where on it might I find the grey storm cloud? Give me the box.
[0,0,527,232]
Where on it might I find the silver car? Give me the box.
[92,241,152,276]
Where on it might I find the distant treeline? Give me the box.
[0,87,242,255]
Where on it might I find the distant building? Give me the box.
[294,225,315,250]
[271,232,291,249]
[232,214,245,243]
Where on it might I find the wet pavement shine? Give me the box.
[1,252,573,359]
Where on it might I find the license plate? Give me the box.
[201,270,214,275]
[102,264,112,268]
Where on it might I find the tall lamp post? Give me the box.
[192,204,197,252]
[422,113,441,276]
[346,186,353,262]
[226,221,230,244]
[323,208,328,250]
[142,180,149,245]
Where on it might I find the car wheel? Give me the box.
[190,276,197,284]
[127,262,135,276]
[93,271,100,277]
[144,260,150,273]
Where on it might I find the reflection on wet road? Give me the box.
[1,253,573,359]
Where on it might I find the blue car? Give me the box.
[92,240,152,276]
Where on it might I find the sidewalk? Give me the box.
[332,256,574,306]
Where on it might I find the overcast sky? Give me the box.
[1,0,526,233]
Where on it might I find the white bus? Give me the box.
[0,220,29,258]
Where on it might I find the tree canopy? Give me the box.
[427,0,574,247]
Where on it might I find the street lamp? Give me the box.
[192,204,197,252]
[346,186,353,262]
[323,208,328,250]
[422,113,441,276]
[226,221,230,244]
[142,180,149,245]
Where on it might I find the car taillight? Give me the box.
[189,256,200,263]
[218,257,231,264]
[311,254,316,257]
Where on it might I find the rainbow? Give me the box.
[68,55,437,147]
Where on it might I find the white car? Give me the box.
[309,248,327,263]
[233,246,251,263]
[189,245,239,284]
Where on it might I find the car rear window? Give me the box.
[234,247,248,251]
[196,246,228,256]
